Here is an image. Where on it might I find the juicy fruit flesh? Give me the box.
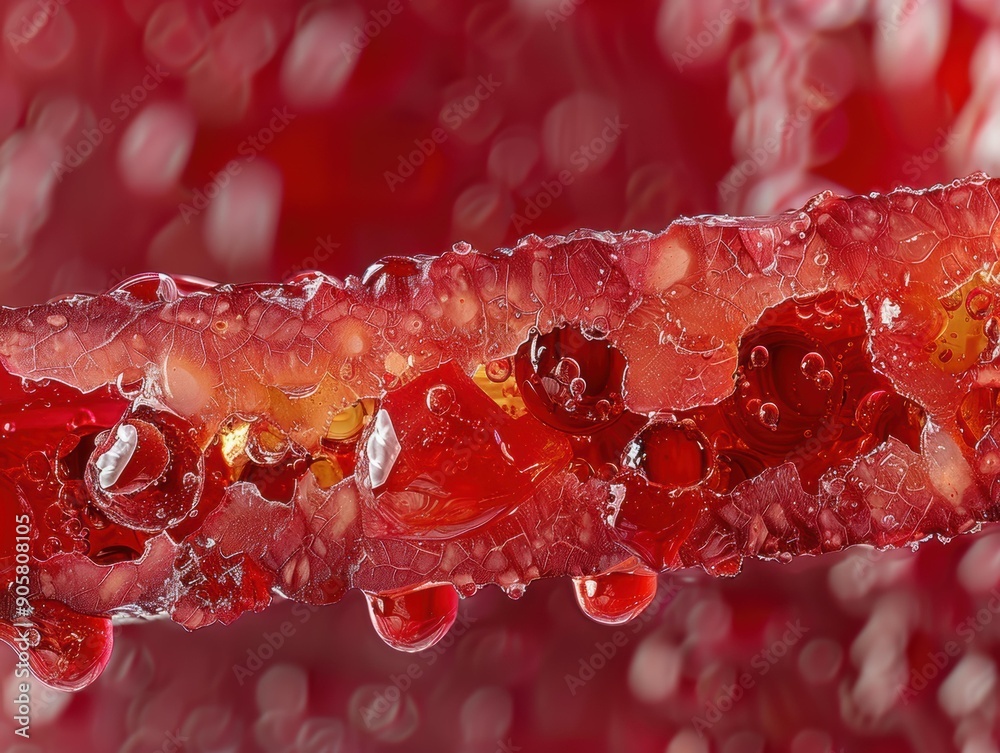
[3,176,1000,688]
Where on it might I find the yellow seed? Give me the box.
[473,364,526,419]
[326,398,377,440]
[219,420,252,467]
[309,458,344,489]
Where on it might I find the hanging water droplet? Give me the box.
[426,383,456,415]
[365,584,460,652]
[749,346,769,369]
[572,560,659,625]
[758,402,779,429]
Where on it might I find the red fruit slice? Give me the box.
[2,175,1000,684]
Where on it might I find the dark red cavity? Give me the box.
[625,292,927,495]
[514,324,629,433]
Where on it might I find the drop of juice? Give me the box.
[365,584,460,652]
[572,560,659,625]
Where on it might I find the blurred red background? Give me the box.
[2,0,1000,751]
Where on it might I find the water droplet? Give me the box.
[568,377,586,398]
[25,451,50,481]
[426,384,456,415]
[967,287,994,320]
[553,357,581,384]
[814,369,834,390]
[749,346,769,369]
[484,358,512,382]
[572,561,658,625]
[800,352,825,378]
[941,288,964,311]
[987,317,1000,344]
[365,584,460,652]
[758,402,779,429]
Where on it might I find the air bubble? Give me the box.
[553,357,581,383]
[426,384,456,415]
[484,358,512,382]
[814,369,834,390]
[758,402,779,429]
[800,352,825,377]
[967,288,994,320]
